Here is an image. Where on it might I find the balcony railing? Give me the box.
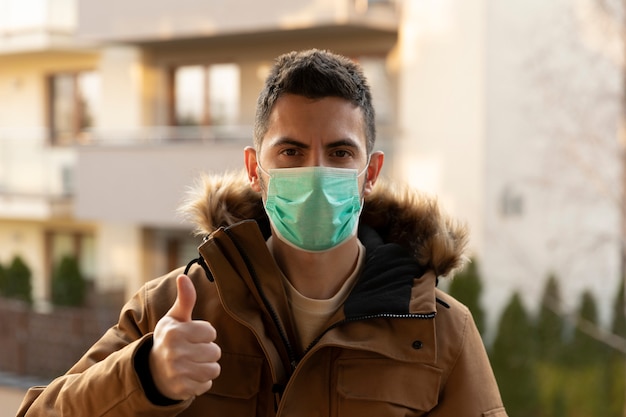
[84,125,254,146]
[0,125,255,194]
[0,124,255,220]
[0,128,76,198]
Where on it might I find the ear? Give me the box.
[363,151,384,196]
[244,146,262,192]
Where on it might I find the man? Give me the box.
[18,49,507,416]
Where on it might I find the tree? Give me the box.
[534,274,567,417]
[569,290,608,364]
[446,258,486,335]
[4,255,33,304]
[517,0,626,355]
[608,278,626,417]
[490,292,539,417]
[611,276,626,342]
[536,274,565,363]
[0,261,6,296]
[522,4,626,411]
[563,290,611,416]
[51,255,87,307]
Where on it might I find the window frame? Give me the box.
[166,62,241,128]
[47,69,99,146]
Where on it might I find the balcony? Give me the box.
[0,128,76,219]
[0,125,251,225]
[74,126,252,227]
[74,120,396,228]
[0,0,89,54]
[76,0,399,44]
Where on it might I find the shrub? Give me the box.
[447,258,485,335]
[567,290,607,366]
[490,292,539,417]
[536,274,565,362]
[51,255,86,307]
[0,262,6,295]
[4,255,33,304]
[562,290,611,416]
[608,278,626,416]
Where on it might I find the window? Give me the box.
[354,0,396,13]
[170,63,240,127]
[44,230,96,300]
[48,71,100,145]
[143,228,198,278]
[501,185,524,217]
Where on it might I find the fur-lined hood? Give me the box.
[179,170,469,278]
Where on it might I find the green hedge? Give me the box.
[446,263,626,417]
[51,255,87,307]
[1,256,33,304]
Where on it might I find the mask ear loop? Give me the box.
[358,155,372,179]
[256,160,270,198]
[357,155,372,200]
[256,159,270,178]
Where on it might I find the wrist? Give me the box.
[134,336,181,406]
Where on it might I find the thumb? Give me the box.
[167,274,197,322]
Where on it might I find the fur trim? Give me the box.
[179,171,469,278]
[178,169,265,234]
[361,177,469,277]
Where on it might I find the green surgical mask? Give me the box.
[259,164,367,252]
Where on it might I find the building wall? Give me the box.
[0,0,623,336]
[391,0,623,334]
[483,0,623,327]
[394,0,486,255]
[98,46,145,132]
[76,33,399,298]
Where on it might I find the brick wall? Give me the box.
[0,298,119,378]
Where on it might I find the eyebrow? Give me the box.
[269,137,362,151]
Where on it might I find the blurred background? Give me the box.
[0,0,624,415]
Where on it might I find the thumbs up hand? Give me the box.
[150,274,221,401]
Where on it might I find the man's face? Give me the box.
[245,93,383,197]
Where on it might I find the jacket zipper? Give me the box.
[272,311,438,416]
[223,229,299,370]
[223,228,437,369]
[301,311,437,361]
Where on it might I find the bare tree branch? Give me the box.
[544,295,626,354]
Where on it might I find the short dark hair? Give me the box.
[254,49,376,154]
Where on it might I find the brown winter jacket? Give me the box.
[17,171,507,416]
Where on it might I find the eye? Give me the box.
[331,149,353,158]
[281,148,300,157]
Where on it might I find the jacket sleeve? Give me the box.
[16,275,193,417]
[429,301,508,417]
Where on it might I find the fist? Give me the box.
[150,274,221,400]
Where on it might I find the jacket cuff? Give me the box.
[133,334,182,407]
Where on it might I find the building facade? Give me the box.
[0,0,623,333]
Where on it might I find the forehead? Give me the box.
[262,94,367,149]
